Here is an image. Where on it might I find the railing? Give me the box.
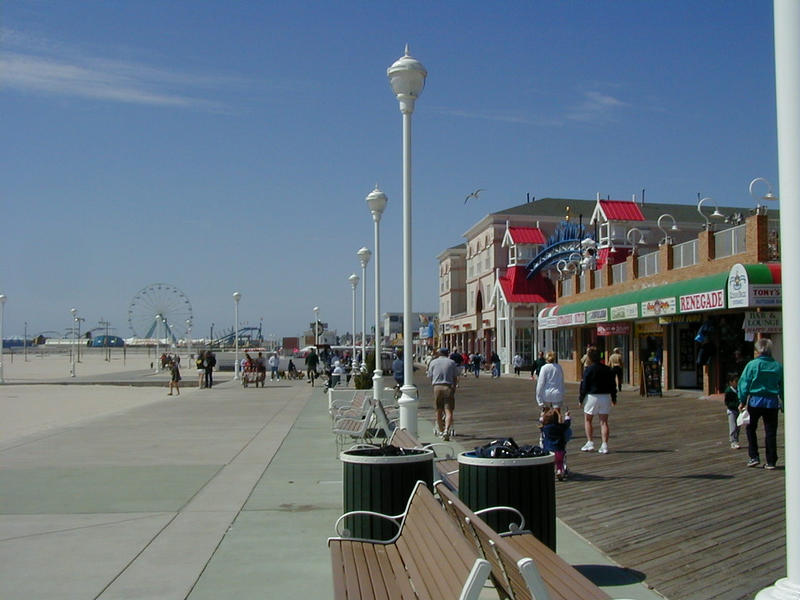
[672,239,698,269]
[637,250,660,277]
[612,262,627,284]
[579,272,588,293]
[561,278,573,297]
[593,270,604,289]
[714,224,746,258]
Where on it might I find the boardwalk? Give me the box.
[414,369,785,600]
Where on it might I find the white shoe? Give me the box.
[598,443,609,454]
[580,441,594,452]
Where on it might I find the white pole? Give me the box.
[314,306,319,346]
[373,217,383,398]
[0,295,6,384]
[361,260,367,371]
[70,308,77,377]
[233,292,241,380]
[349,274,359,370]
[757,2,800,598]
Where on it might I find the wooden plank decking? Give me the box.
[412,368,785,600]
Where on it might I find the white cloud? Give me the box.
[432,106,562,127]
[566,91,630,123]
[0,28,233,110]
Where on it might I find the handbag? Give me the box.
[737,409,750,427]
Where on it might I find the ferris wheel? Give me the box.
[127,283,193,342]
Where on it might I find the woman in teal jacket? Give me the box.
[738,338,784,470]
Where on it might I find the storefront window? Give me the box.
[556,329,574,361]
[514,327,534,365]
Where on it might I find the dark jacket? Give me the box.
[579,363,617,404]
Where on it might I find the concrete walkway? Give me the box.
[0,359,663,599]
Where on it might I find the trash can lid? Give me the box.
[340,447,434,464]
[458,451,553,467]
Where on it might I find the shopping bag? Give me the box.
[737,410,750,427]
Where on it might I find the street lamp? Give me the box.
[388,44,427,436]
[366,185,388,401]
[70,307,78,377]
[348,273,359,371]
[357,246,371,372]
[656,214,678,246]
[313,306,320,346]
[749,177,779,215]
[697,197,723,231]
[626,227,646,255]
[0,294,6,384]
[233,292,241,380]
[186,319,192,360]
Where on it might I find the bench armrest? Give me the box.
[474,505,526,531]
[334,510,403,538]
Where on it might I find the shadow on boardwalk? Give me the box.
[413,369,785,600]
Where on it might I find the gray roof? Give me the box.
[492,197,778,224]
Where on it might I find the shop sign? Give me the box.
[728,264,782,308]
[538,316,557,330]
[728,264,749,308]
[679,289,725,313]
[597,322,631,336]
[610,303,638,320]
[743,311,782,334]
[641,297,676,317]
[636,321,663,335]
[658,314,703,324]
[586,308,608,323]
[556,312,585,327]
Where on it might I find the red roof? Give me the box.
[508,227,547,245]
[499,266,555,304]
[599,200,645,221]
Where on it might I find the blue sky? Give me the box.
[0,1,778,341]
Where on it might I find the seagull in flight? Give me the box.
[464,188,485,204]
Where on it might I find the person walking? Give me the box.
[512,352,523,376]
[724,372,741,449]
[427,347,458,440]
[168,359,181,395]
[203,350,216,389]
[536,351,565,412]
[471,352,482,378]
[490,351,501,378]
[738,338,784,470]
[391,351,404,389]
[607,347,624,392]
[579,348,617,454]
[540,407,572,480]
[532,351,547,380]
[195,353,205,389]
[449,348,464,376]
[305,348,319,385]
[268,352,280,381]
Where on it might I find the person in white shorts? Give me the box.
[578,348,617,454]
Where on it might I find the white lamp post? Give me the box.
[313,306,320,346]
[233,292,241,380]
[70,307,78,377]
[348,273,359,371]
[757,3,798,598]
[656,214,678,246]
[357,246,371,372]
[697,197,723,231]
[0,294,6,384]
[186,319,192,360]
[366,186,388,401]
[388,44,426,436]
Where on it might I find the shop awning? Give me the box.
[543,270,734,328]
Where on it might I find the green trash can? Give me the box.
[340,447,434,541]
[458,451,556,550]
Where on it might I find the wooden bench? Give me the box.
[435,482,612,600]
[328,481,491,600]
[331,391,370,420]
[389,427,460,490]
[330,390,369,417]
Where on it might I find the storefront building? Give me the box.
[539,211,781,394]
